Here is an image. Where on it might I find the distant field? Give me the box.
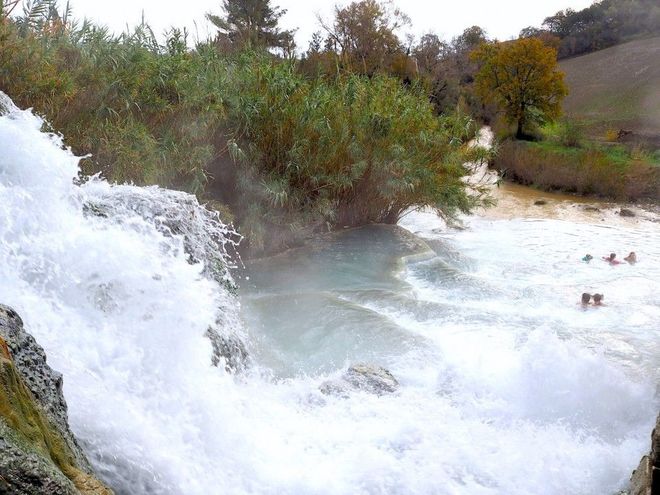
[560,37,660,141]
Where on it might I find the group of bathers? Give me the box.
[581,252,637,265]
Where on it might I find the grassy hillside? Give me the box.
[560,37,660,142]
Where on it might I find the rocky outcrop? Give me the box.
[84,195,250,374]
[82,189,239,287]
[629,414,660,495]
[320,363,399,397]
[0,306,89,471]
[0,305,112,495]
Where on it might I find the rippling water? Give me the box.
[1,94,658,494]
[241,211,659,495]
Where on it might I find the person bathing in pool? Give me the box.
[602,253,622,265]
[593,293,606,306]
[581,293,592,307]
[624,252,637,264]
[582,254,593,262]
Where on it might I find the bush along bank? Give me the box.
[218,56,491,254]
[491,121,660,201]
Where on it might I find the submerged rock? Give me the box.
[534,199,548,206]
[320,363,399,397]
[629,414,660,495]
[620,208,636,218]
[0,305,112,495]
[205,326,249,373]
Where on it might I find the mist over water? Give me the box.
[1,94,659,494]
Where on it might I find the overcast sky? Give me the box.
[65,0,595,49]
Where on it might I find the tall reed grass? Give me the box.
[0,2,490,254]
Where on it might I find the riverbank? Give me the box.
[478,181,660,225]
[492,139,660,203]
[462,127,659,227]
[0,13,485,258]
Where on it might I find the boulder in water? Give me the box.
[320,363,399,397]
[620,208,636,217]
[534,199,548,206]
[0,305,112,495]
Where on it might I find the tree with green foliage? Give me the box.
[408,26,490,117]
[414,33,449,76]
[450,26,488,87]
[452,26,488,55]
[206,0,295,54]
[412,33,456,113]
[471,38,567,139]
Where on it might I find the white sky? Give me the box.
[65,0,595,49]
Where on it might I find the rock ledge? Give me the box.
[629,414,660,495]
[0,305,112,495]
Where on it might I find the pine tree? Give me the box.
[206,0,295,53]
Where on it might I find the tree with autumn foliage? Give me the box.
[318,0,409,77]
[471,37,567,139]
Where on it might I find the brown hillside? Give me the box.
[560,37,660,140]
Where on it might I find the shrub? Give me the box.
[605,129,619,142]
[0,19,227,193]
[539,119,584,148]
[556,119,584,148]
[221,54,489,253]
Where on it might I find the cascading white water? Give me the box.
[1,94,658,495]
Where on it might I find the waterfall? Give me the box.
[1,93,658,495]
[0,93,246,493]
